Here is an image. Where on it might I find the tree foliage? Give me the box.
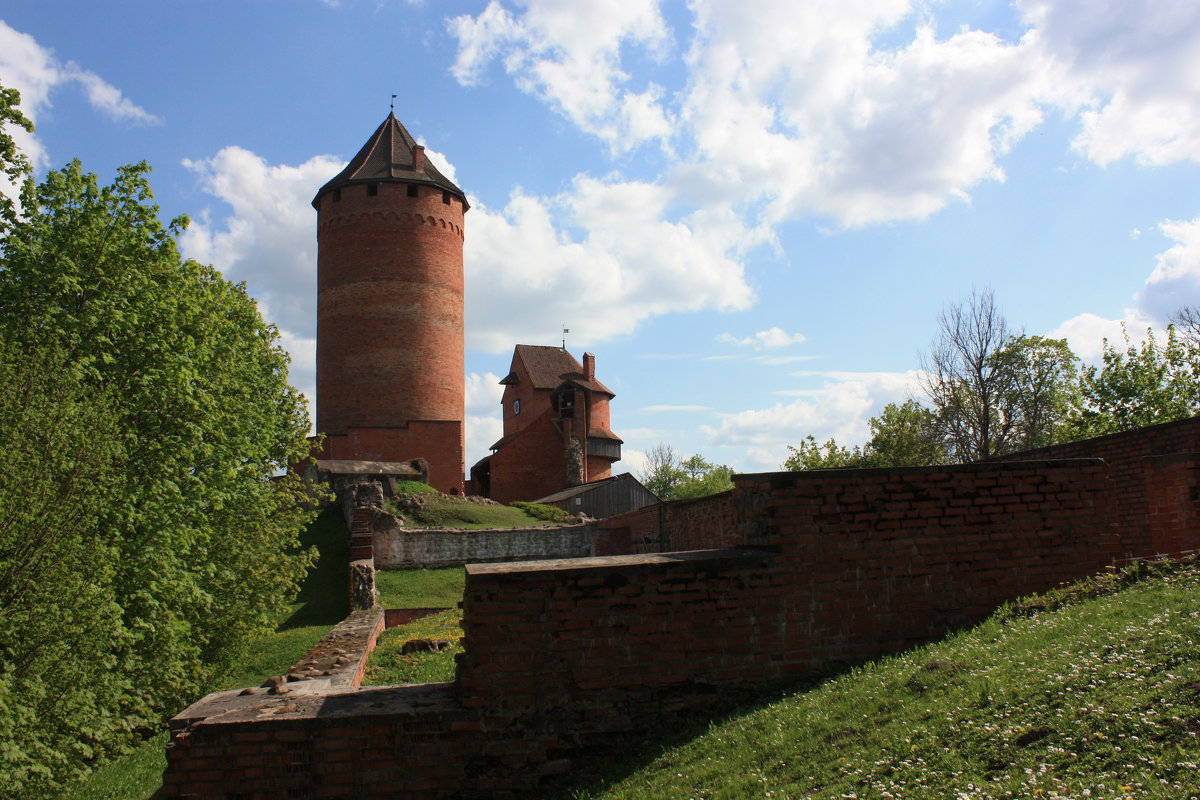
[782,401,949,471]
[639,443,734,500]
[864,400,949,467]
[0,84,33,232]
[782,436,865,470]
[921,290,1077,461]
[0,111,318,793]
[1066,324,1200,438]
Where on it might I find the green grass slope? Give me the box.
[560,559,1200,800]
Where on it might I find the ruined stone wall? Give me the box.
[373,524,593,568]
[592,490,739,555]
[165,456,1153,798]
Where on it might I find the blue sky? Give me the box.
[3,0,1199,476]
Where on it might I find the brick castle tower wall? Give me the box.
[315,181,466,491]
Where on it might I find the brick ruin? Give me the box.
[162,417,1200,798]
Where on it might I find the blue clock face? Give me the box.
[513,399,521,415]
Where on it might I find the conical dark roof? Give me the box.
[312,113,468,209]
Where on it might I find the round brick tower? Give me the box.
[312,113,468,491]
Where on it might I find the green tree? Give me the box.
[1066,324,1200,438]
[782,435,865,470]
[0,151,318,794]
[0,84,34,231]
[864,400,947,467]
[674,454,735,499]
[640,442,684,499]
[639,444,734,500]
[921,290,1078,461]
[0,342,129,793]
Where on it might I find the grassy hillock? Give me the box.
[557,558,1200,800]
[384,488,576,529]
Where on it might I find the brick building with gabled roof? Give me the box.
[469,345,623,503]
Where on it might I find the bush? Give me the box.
[393,480,437,495]
[510,501,575,523]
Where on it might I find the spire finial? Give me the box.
[390,94,397,113]
[562,325,569,349]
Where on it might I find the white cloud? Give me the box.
[638,404,712,413]
[718,326,806,350]
[180,147,344,336]
[449,0,1200,231]
[465,371,505,470]
[1136,216,1200,322]
[465,176,756,352]
[1019,0,1200,166]
[449,0,673,153]
[1052,215,1200,361]
[0,22,159,154]
[62,63,161,126]
[702,369,920,469]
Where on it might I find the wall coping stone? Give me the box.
[738,457,1108,482]
[170,682,458,730]
[465,547,774,578]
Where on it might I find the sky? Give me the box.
[2,0,1199,478]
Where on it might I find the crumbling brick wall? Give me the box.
[165,456,1138,798]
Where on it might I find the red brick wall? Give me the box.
[464,460,1119,701]
[165,454,1188,798]
[991,416,1200,557]
[1144,453,1200,558]
[594,490,738,554]
[487,405,566,503]
[316,180,466,486]
[322,421,464,493]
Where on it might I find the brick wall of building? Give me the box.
[321,421,464,494]
[487,405,568,503]
[316,179,466,492]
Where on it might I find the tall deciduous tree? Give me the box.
[1066,324,1200,438]
[921,290,1077,461]
[0,147,317,792]
[0,84,33,232]
[639,443,734,500]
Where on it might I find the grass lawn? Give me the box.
[374,566,465,609]
[361,609,464,685]
[384,493,574,529]
[552,559,1200,800]
[365,566,466,685]
[61,506,350,800]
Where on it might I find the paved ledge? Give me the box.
[466,548,775,577]
[171,682,458,729]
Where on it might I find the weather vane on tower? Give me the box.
[390,94,397,113]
